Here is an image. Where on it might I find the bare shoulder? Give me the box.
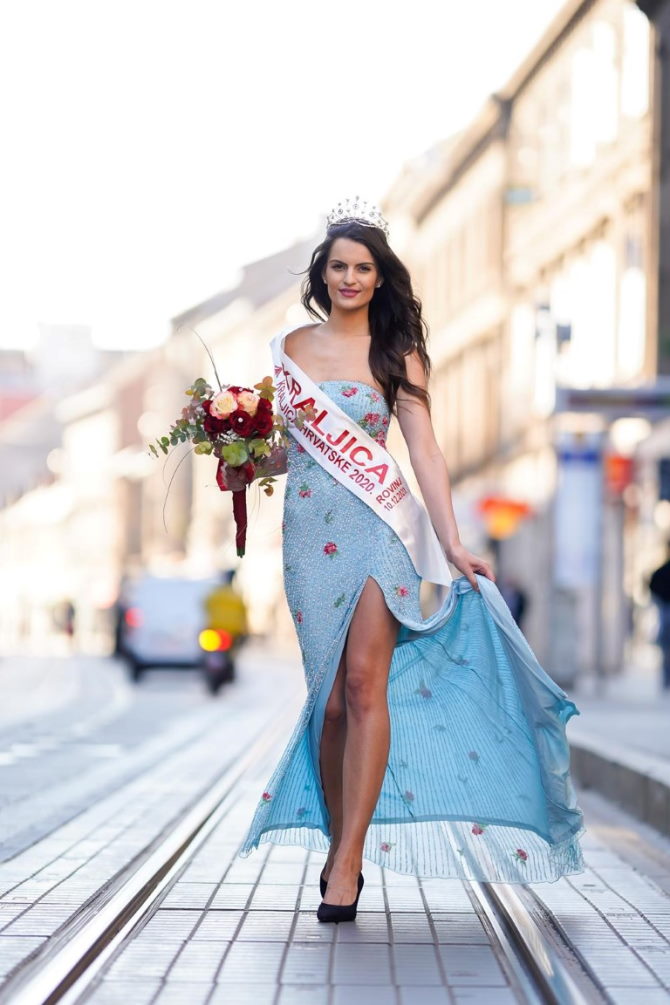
[284,322,320,357]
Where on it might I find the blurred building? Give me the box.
[164,237,315,646]
[385,0,658,683]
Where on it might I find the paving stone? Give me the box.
[293,910,336,943]
[267,846,309,864]
[139,908,200,940]
[2,903,72,936]
[439,945,507,986]
[298,885,323,912]
[606,989,670,1005]
[166,939,225,982]
[421,881,474,912]
[451,990,518,1004]
[432,912,489,944]
[209,884,254,909]
[0,935,46,977]
[216,941,285,983]
[384,885,426,912]
[583,948,660,987]
[104,941,182,980]
[389,912,433,943]
[277,985,330,1004]
[393,943,443,985]
[208,983,276,1004]
[260,863,305,885]
[0,904,26,930]
[237,910,295,941]
[160,882,217,909]
[635,945,670,983]
[191,911,243,941]
[281,942,331,983]
[400,989,451,1005]
[332,942,392,984]
[154,985,211,1004]
[332,987,396,1005]
[337,912,390,943]
[248,884,299,911]
[87,979,161,1003]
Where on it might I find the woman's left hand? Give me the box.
[446,543,495,591]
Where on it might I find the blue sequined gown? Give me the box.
[241,380,584,882]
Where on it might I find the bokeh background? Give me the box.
[2,0,669,694]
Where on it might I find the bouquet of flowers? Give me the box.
[149,374,286,556]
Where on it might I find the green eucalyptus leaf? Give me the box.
[249,438,271,458]
[221,442,249,466]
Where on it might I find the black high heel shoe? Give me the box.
[319,869,363,898]
[317,872,365,923]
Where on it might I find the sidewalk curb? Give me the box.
[570,731,670,835]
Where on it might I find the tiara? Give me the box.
[326,196,389,238]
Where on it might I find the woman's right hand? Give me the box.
[254,444,288,479]
[218,445,288,492]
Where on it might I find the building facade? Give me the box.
[385,0,656,683]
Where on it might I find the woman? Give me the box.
[239,201,584,922]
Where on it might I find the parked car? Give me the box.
[118,575,217,681]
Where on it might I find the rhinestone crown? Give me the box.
[326,196,389,238]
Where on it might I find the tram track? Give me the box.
[0,715,603,1005]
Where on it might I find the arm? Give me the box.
[396,352,494,591]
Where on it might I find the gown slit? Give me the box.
[240,379,584,883]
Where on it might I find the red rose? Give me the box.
[257,396,272,414]
[253,410,273,436]
[230,409,255,436]
[202,399,229,435]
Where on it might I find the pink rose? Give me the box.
[380,842,393,852]
[295,610,303,624]
[237,390,260,416]
[342,387,358,397]
[262,792,272,802]
[211,390,237,419]
[323,542,338,556]
[395,586,409,597]
[365,412,381,424]
[515,848,528,862]
[471,823,485,835]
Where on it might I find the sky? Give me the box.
[1,0,567,351]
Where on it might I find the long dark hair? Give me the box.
[300,221,431,413]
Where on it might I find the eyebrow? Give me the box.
[329,258,375,266]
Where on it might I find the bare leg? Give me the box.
[323,578,398,906]
[319,653,346,878]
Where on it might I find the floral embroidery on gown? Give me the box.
[240,379,584,883]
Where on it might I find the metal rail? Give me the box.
[469,880,595,1004]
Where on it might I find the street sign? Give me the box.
[555,384,670,418]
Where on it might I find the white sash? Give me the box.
[271,326,452,586]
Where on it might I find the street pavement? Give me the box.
[3,651,670,1000]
